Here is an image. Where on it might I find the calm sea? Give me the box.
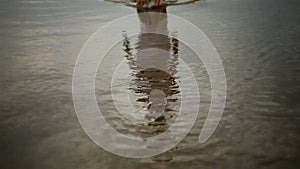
[0,0,299,168]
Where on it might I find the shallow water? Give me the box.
[0,0,300,168]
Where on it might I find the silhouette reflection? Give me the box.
[122,6,180,129]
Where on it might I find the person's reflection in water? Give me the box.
[122,5,180,128]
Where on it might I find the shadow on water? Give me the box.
[121,6,180,135]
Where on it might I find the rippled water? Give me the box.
[1,0,299,168]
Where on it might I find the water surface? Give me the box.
[0,0,299,168]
